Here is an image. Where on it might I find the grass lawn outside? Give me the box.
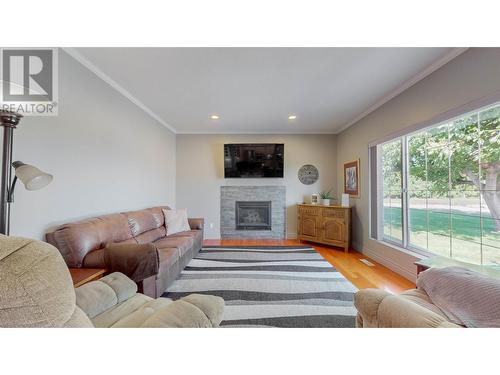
[383,205,500,265]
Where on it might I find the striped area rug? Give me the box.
[162,246,358,327]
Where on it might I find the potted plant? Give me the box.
[319,189,335,206]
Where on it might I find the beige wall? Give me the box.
[336,48,500,281]
[6,50,176,240]
[176,134,337,238]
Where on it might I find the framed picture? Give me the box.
[343,159,360,198]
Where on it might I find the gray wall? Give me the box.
[5,50,176,239]
[176,134,337,238]
[336,48,500,281]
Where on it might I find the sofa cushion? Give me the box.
[135,227,166,244]
[125,210,160,237]
[149,206,169,227]
[92,293,154,328]
[417,266,500,328]
[168,230,203,255]
[76,272,138,318]
[157,247,181,274]
[168,230,201,239]
[110,298,174,327]
[155,236,194,257]
[163,209,190,236]
[108,295,225,328]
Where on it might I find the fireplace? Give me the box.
[235,201,272,230]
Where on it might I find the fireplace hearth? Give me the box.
[235,201,272,230]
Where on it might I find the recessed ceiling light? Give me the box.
[288,115,297,120]
[210,114,220,120]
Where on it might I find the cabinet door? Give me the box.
[321,217,345,243]
[300,214,319,239]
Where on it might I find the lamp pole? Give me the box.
[0,111,23,235]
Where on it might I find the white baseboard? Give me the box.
[361,246,417,283]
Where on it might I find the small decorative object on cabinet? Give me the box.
[319,189,334,206]
[341,193,350,207]
[310,193,319,205]
[297,204,352,252]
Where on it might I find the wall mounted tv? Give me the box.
[224,143,284,178]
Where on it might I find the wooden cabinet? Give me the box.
[297,204,352,252]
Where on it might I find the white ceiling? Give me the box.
[69,47,464,134]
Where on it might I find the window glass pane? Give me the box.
[482,216,500,249]
[408,131,427,191]
[408,132,428,251]
[427,146,450,190]
[381,139,402,244]
[428,191,451,257]
[427,123,449,148]
[482,245,500,266]
[408,191,428,251]
[449,114,479,190]
[479,106,500,245]
[450,191,481,264]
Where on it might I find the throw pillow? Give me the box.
[163,208,191,235]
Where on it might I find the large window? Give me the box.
[372,102,500,265]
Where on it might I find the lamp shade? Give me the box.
[12,161,53,191]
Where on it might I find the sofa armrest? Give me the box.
[75,272,137,318]
[355,288,461,328]
[104,242,159,282]
[377,294,460,328]
[354,289,392,327]
[188,218,204,230]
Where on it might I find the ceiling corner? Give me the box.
[334,47,469,135]
[63,47,177,134]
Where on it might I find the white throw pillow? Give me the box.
[163,209,191,236]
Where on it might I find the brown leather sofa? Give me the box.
[46,206,204,298]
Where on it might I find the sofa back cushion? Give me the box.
[46,206,170,268]
[124,207,168,244]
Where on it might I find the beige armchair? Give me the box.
[0,235,224,328]
[354,288,461,328]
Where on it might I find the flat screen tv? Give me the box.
[224,143,284,178]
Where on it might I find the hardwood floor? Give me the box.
[203,239,416,293]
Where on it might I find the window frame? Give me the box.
[369,92,500,262]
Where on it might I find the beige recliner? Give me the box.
[354,288,461,328]
[0,235,224,328]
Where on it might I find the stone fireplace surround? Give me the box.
[220,186,286,239]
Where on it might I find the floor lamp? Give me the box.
[0,111,53,235]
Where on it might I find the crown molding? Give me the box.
[335,47,469,134]
[63,47,177,134]
[176,130,337,135]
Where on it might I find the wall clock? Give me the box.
[298,164,319,185]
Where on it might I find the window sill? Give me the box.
[370,237,430,260]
